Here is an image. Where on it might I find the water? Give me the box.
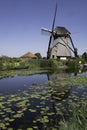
[0,70,87,130]
[0,74,48,94]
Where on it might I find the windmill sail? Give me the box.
[47,3,57,59]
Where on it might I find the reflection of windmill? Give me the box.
[41,4,78,59]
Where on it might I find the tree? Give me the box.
[35,53,42,59]
[82,52,87,60]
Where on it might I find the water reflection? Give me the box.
[71,68,87,76]
[47,73,71,102]
[0,74,48,94]
[0,69,87,94]
[47,71,70,81]
[47,69,87,81]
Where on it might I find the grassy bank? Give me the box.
[0,57,66,70]
[0,58,55,78]
[0,56,86,79]
[0,57,67,78]
[0,56,85,70]
[59,106,87,130]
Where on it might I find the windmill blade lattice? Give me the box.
[47,3,57,59]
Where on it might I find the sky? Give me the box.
[0,0,87,57]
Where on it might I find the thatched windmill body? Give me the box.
[41,4,78,59]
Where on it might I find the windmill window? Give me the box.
[52,55,54,58]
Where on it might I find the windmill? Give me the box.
[41,4,78,59]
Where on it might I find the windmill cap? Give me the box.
[54,26,71,35]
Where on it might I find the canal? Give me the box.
[0,70,87,130]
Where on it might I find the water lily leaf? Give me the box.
[27,128,33,130]
[8,128,13,130]
[33,126,38,129]
[29,109,36,113]
[40,116,49,123]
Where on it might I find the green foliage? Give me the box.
[39,59,53,68]
[59,107,87,130]
[0,56,85,71]
[82,52,87,60]
[0,61,3,70]
[39,59,66,69]
[66,58,85,70]
[34,53,42,59]
[51,59,66,68]
[0,56,21,70]
[66,59,78,70]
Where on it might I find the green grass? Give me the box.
[0,58,68,78]
[0,57,76,71]
[59,107,87,130]
[0,58,58,71]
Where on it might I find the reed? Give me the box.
[59,106,87,130]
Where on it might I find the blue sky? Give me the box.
[0,0,87,57]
